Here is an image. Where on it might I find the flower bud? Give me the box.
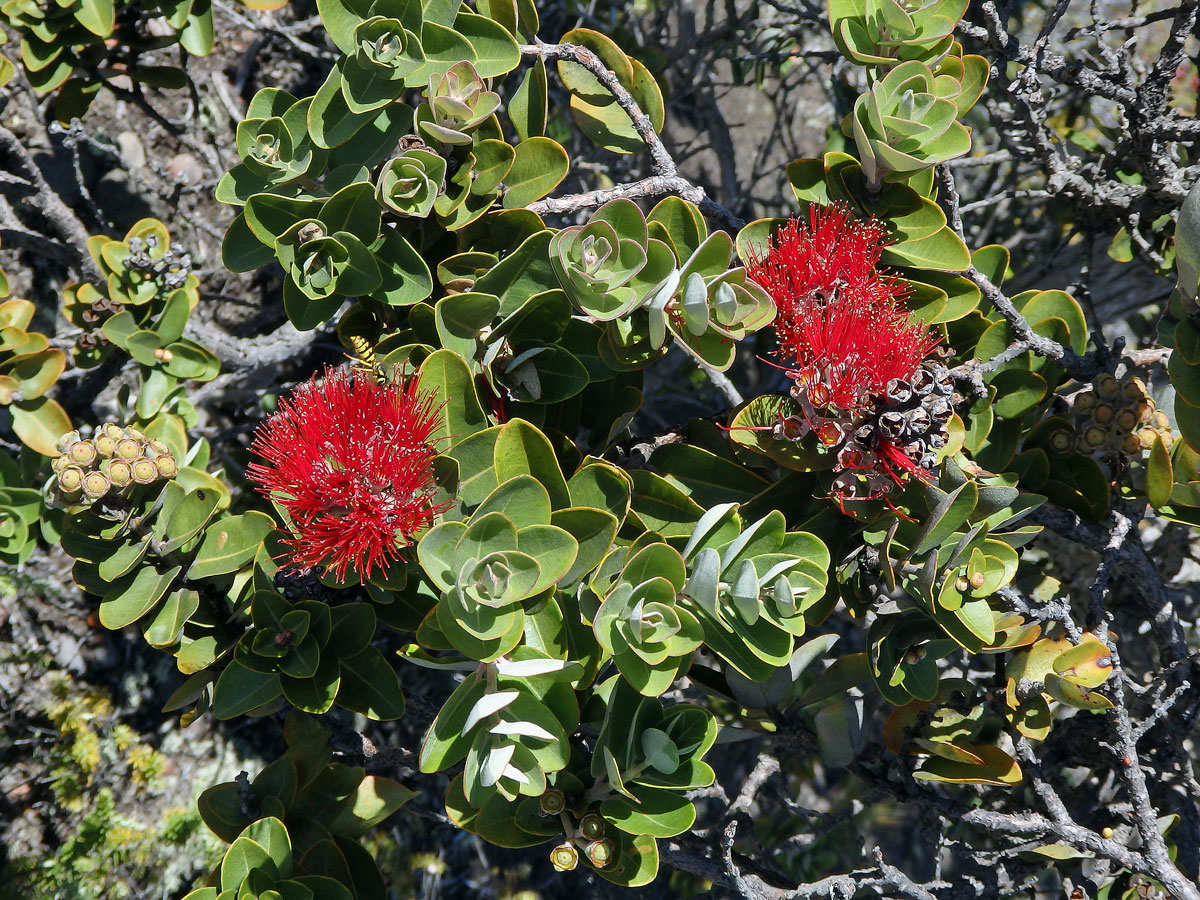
[68,440,97,466]
[969,571,986,589]
[1082,426,1108,449]
[104,459,134,488]
[124,427,145,442]
[1049,429,1073,453]
[102,423,124,441]
[1094,374,1119,398]
[954,576,970,592]
[585,839,615,868]
[550,843,579,872]
[1137,428,1158,450]
[1152,410,1171,431]
[579,813,606,841]
[147,438,170,456]
[115,438,142,461]
[1122,378,1146,402]
[1114,409,1139,433]
[131,459,159,484]
[56,430,81,454]
[82,471,111,499]
[539,789,566,816]
[58,465,85,493]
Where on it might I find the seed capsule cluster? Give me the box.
[1059,374,1173,459]
[76,295,123,352]
[773,361,956,506]
[49,424,178,507]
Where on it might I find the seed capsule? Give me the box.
[1073,391,1096,413]
[68,440,97,466]
[56,430,82,454]
[131,459,159,484]
[94,433,117,456]
[579,814,606,841]
[115,438,141,461]
[550,843,579,872]
[1137,428,1158,450]
[1121,434,1141,455]
[147,438,170,456]
[154,455,178,479]
[885,378,913,404]
[1092,403,1115,426]
[1049,430,1073,453]
[1083,426,1108,449]
[103,423,124,441]
[105,459,134,487]
[585,839,615,868]
[1122,378,1146,402]
[1094,374,1119,398]
[58,465,85,493]
[539,789,566,816]
[1114,409,1139,433]
[1151,410,1171,431]
[82,471,111,499]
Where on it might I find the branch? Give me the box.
[518,41,745,232]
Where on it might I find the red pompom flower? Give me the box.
[746,203,938,413]
[746,203,951,513]
[247,366,448,581]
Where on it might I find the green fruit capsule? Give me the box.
[579,814,605,840]
[105,459,134,487]
[58,465,85,493]
[550,843,578,872]
[154,455,178,479]
[585,839,614,868]
[82,471,111,499]
[131,459,159,484]
[68,440,97,466]
[115,438,141,461]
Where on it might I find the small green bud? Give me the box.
[115,438,141,461]
[58,465,85,493]
[82,471,111,499]
[1082,426,1108,449]
[131,459,159,484]
[584,839,615,868]
[56,430,81,454]
[579,814,605,841]
[1073,391,1096,413]
[68,440,97,466]
[550,843,579,872]
[1049,429,1073,453]
[539,789,566,816]
[105,459,134,487]
[1094,374,1119,398]
[1114,409,1139,432]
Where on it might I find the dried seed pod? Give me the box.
[910,367,937,397]
[884,377,913,404]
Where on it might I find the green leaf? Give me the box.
[990,369,1047,419]
[418,349,488,446]
[454,11,520,77]
[1147,435,1174,510]
[99,564,181,629]
[188,511,276,578]
[503,138,569,208]
[419,671,486,772]
[338,648,406,719]
[493,418,570,509]
[601,786,695,837]
[213,660,282,718]
[913,481,978,556]
[510,59,548,140]
[11,397,71,457]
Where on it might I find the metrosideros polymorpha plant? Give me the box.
[24,0,1200,897]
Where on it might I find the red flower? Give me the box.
[746,203,938,412]
[247,366,448,581]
